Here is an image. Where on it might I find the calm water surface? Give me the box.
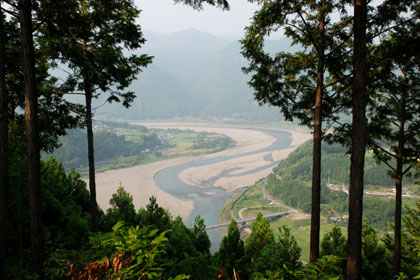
[155,128,292,250]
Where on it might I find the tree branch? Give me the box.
[1,7,18,17]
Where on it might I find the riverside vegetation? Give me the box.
[2,0,420,279]
[219,141,420,264]
[48,121,235,176]
[5,155,420,279]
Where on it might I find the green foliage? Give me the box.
[166,217,198,261]
[189,132,235,151]
[51,128,162,169]
[4,17,82,154]
[252,226,302,279]
[40,0,153,107]
[252,255,343,280]
[403,200,420,238]
[138,196,173,231]
[268,141,410,230]
[382,201,420,278]
[361,220,390,280]
[87,221,187,279]
[191,216,211,255]
[6,155,90,279]
[320,226,347,270]
[104,184,138,230]
[241,0,350,128]
[296,255,343,280]
[383,230,420,278]
[41,157,91,249]
[165,216,216,279]
[174,0,229,11]
[246,213,275,261]
[217,220,246,279]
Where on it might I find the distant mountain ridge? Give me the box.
[97,28,293,121]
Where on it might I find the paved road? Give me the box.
[261,182,298,214]
[205,211,290,230]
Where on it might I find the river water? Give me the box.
[154,128,293,250]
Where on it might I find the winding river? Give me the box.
[154,128,293,250]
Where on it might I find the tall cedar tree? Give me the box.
[18,0,44,275]
[40,0,153,231]
[241,0,351,262]
[1,4,82,275]
[347,1,367,279]
[367,22,420,275]
[345,1,419,278]
[0,5,7,280]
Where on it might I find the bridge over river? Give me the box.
[205,211,290,230]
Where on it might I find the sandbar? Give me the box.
[94,122,311,220]
[178,127,312,192]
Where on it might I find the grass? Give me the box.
[217,177,349,263]
[269,216,345,263]
[78,127,235,177]
[240,206,287,218]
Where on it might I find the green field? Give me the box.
[75,125,235,177]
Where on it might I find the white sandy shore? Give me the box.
[178,128,312,192]
[95,157,195,219]
[94,123,311,220]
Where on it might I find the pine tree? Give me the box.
[191,216,211,255]
[367,21,420,275]
[218,220,245,279]
[241,0,351,262]
[245,213,274,262]
[40,0,152,231]
[105,184,138,228]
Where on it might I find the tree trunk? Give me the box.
[18,0,44,275]
[394,85,406,276]
[85,77,98,232]
[347,1,367,279]
[309,1,325,262]
[0,4,8,278]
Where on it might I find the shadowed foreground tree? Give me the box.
[41,0,153,232]
[347,1,367,279]
[0,5,7,279]
[346,1,420,278]
[368,22,420,275]
[18,0,43,274]
[241,0,351,262]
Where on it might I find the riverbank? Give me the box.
[178,128,311,192]
[95,122,311,220]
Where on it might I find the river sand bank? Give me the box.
[95,123,311,220]
[178,129,312,192]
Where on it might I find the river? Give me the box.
[154,128,293,251]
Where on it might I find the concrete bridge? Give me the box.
[205,211,290,230]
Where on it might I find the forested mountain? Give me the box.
[96,29,289,121]
[266,141,418,230]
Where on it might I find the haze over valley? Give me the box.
[5,1,420,279]
[95,29,296,121]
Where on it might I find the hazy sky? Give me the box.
[136,0,259,36]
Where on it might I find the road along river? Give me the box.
[95,123,311,251]
[150,124,309,250]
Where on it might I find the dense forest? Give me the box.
[49,123,235,171]
[1,0,420,279]
[50,129,160,169]
[266,141,418,230]
[51,121,161,165]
